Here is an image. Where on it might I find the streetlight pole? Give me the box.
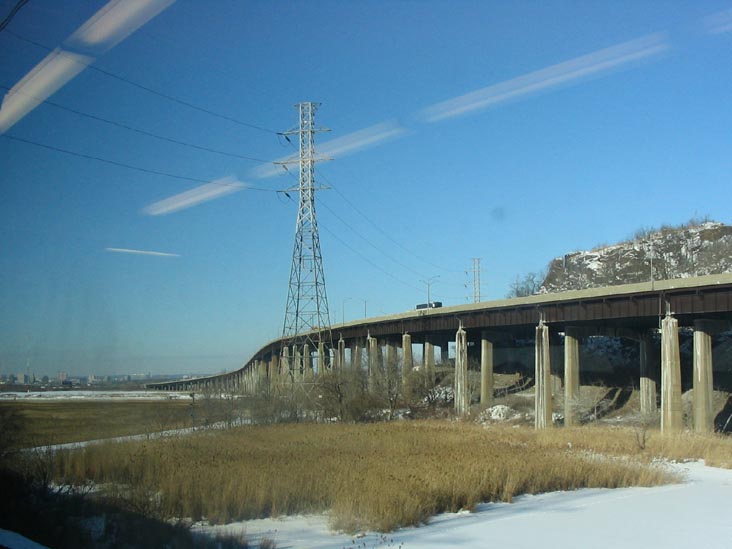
[420,276,440,306]
[362,299,368,318]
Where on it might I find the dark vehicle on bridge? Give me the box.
[416,302,442,310]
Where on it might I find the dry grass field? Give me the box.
[0,399,194,449]
[49,421,699,533]
[4,396,732,537]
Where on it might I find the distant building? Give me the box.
[58,371,68,382]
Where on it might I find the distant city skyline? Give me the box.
[1,1,731,376]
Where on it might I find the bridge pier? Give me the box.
[290,343,302,381]
[423,340,435,388]
[259,360,267,388]
[316,341,324,374]
[440,341,449,365]
[639,332,659,417]
[385,338,398,388]
[351,340,360,369]
[480,331,494,409]
[337,336,346,370]
[564,327,581,427]
[402,333,413,382]
[272,353,281,388]
[367,335,378,391]
[661,314,682,433]
[455,324,469,416]
[550,332,563,396]
[281,346,291,384]
[535,321,553,429]
[303,343,312,380]
[693,320,715,433]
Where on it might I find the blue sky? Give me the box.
[1,1,731,377]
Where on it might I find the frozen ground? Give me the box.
[195,461,732,549]
[0,390,191,401]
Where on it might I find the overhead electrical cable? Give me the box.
[316,169,464,274]
[4,29,279,135]
[318,223,423,293]
[0,85,269,162]
[2,133,275,191]
[0,0,29,33]
[317,196,426,279]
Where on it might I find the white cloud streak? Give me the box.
[250,120,408,180]
[0,49,92,133]
[319,121,409,158]
[142,176,246,216]
[704,9,732,34]
[105,247,180,257]
[419,33,670,123]
[0,0,174,133]
[66,0,175,53]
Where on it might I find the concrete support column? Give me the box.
[564,327,580,427]
[402,333,413,383]
[661,314,683,433]
[351,341,362,370]
[424,340,435,387]
[271,354,280,389]
[303,343,312,380]
[337,337,346,370]
[535,321,552,429]
[639,332,658,416]
[317,341,325,374]
[293,345,302,381]
[480,331,494,408]
[440,343,449,365]
[455,325,469,416]
[367,335,378,391]
[251,362,258,388]
[693,320,715,434]
[281,347,291,384]
[550,333,563,396]
[385,339,398,386]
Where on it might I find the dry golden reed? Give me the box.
[52,421,681,532]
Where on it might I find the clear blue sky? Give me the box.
[1,1,731,377]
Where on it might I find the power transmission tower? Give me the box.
[281,102,332,352]
[471,257,481,303]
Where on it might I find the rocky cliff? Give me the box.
[541,221,732,293]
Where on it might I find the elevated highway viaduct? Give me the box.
[148,273,732,432]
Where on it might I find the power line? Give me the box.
[317,168,464,274]
[0,0,29,33]
[5,29,280,135]
[2,133,275,190]
[319,222,422,293]
[317,195,426,279]
[0,85,270,163]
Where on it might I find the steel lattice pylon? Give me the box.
[281,102,331,347]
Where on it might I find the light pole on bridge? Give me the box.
[420,275,440,306]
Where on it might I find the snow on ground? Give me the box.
[195,461,732,549]
[0,390,190,401]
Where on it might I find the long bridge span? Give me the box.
[148,273,732,432]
